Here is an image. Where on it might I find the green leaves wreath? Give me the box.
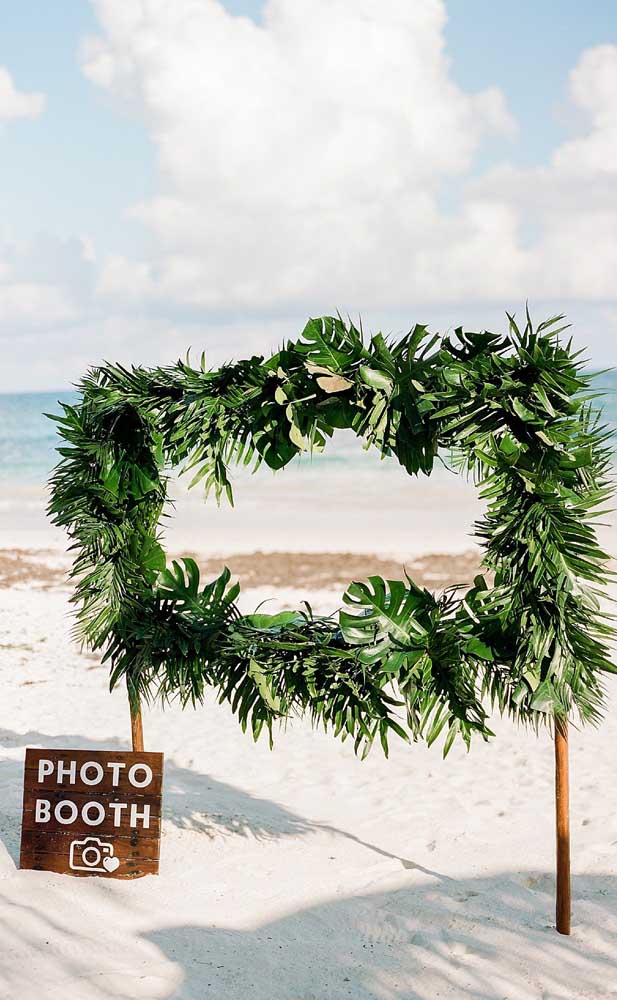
[48,310,615,757]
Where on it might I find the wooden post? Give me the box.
[555,716,571,935]
[128,680,145,752]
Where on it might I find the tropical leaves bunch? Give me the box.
[48,310,615,756]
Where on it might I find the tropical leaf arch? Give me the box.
[49,311,615,757]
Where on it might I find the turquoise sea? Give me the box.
[1,374,616,483]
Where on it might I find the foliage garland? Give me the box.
[48,311,615,757]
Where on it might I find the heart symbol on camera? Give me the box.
[103,856,120,873]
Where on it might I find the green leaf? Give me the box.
[139,537,167,575]
[248,659,283,713]
[359,366,393,393]
[498,432,521,465]
[102,465,121,497]
[340,576,431,651]
[243,611,303,630]
[298,317,351,370]
[464,638,494,661]
[289,422,308,450]
[512,397,536,422]
[530,680,558,714]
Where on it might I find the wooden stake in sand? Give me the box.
[128,679,145,753]
[555,716,571,935]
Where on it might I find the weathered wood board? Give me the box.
[19,748,164,878]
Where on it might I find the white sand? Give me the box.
[3,453,615,559]
[1,581,617,999]
[0,460,486,558]
[1,466,617,999]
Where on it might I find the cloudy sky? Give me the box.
[1,0,616,391]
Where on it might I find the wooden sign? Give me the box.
[19,748,163,879]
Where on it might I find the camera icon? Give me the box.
[69,836,119,874]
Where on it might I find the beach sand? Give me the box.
[1,469,616,999]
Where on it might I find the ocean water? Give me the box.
[0,391,78,483]
[1,374,616,484]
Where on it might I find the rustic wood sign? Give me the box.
[20,748,163,878]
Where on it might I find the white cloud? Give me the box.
[468,44,617,302]
[0,283,75,325]
[82,0,516,311]
[95,254,156,299]
[0,66,45,121]
[555,44,617,174]
[0,236,86,331]
[3,3,617,392]
[79,1,617,316]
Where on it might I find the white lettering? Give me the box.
[82,801,106,826]
[55,801,78,825]
[107,762,126,785]
[57,760,77,785]
[35,799,51,823]
[109,802,128,827]
[80,762,104,786]
[37,759,54,784]
[128,764,152,789]
[130,803,150,829]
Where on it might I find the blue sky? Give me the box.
[0,1,616,389]
[1,0,152,254]
[1,0,614,252]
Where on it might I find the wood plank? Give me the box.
[20,848,159,879]
[23,770,163,797]
[24,748,163,795]
[21,790,162,837]
[20,828,161,860]
[22,786,162,813]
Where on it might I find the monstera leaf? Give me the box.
[157,560,240,621]
[295,316,364,372]
[340,575,435,671]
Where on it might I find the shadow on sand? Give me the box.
[143,870,617,1000]
[1,866,616,1000]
